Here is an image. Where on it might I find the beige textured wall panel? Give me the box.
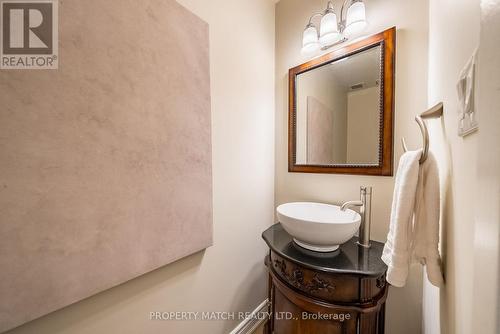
[0,0,212,332]
[306,96,335,164]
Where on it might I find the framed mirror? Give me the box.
[289,27,395,175]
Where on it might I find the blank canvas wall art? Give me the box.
[0,0,212,331]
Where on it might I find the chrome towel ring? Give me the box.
[402,102,444,164]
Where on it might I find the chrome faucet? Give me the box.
[340,186,372,248]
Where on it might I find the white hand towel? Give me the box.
[382,150,421,287]
[413,152,444,287]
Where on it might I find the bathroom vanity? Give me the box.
[262,224,388,334]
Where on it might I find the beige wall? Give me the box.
[275,0,429,333]
[346,86,380,163]
[472,1,500,333]
[5,0,275,333]
[424,1,481,333]
[425,0,500,333]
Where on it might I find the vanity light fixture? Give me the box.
[301,0,368,56]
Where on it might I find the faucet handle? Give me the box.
[360,186,373,195]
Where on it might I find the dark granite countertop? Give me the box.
[262,223,387,277]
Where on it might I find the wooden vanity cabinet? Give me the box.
[262,224,388,334]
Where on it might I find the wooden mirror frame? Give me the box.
[288,27,395,176]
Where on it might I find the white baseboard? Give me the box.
[229,299,270,334]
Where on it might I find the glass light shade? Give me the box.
[301,25,320,55]
[344,1,367,37]
[302,25,319,46]
[319,12,341,46]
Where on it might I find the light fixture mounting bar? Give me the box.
[321,37,348,51]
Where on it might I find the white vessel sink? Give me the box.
[276,202,361,252]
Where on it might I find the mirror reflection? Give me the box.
[295,45,382,165]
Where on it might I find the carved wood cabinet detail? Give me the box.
[263,224,389,334]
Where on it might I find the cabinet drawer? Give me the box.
[270,252,360,304]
